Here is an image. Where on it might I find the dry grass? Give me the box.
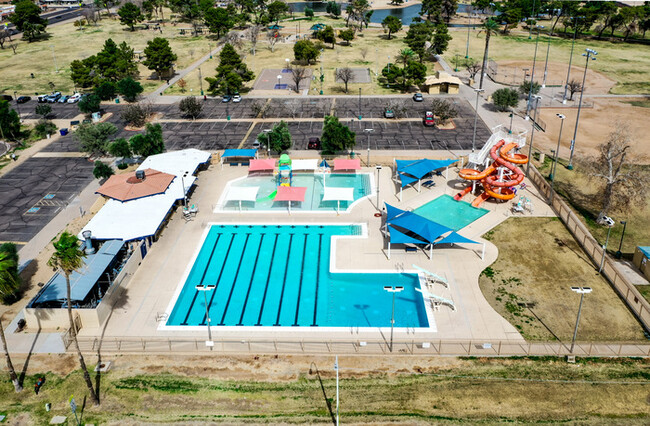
[0,354,648,424]
[480,217,646,342]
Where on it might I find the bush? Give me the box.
[33,119,57,138]
[93,161,114,179]
[430,99,458,125]
[120,102,151,127]
[35,104,52,118]
[519,80,541,98]
[492,88,519,112]
[129,123,164,157]
[117,162,128,170]
[95,81,118,101]
[178,97,202,119]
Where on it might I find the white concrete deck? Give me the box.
[78,162,554,344]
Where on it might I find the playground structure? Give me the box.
[278,154,292,186]
[455,129,528,208]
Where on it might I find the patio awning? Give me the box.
[333,159,361,171]
[249,159,276,172]
[396,159,458,179]
[398,172,419,188]
[274,186,307,202]
[322,187,354,202]
[388,226,428,245]
[385,203,452,244]
[225,186,259,202]
[437,231,479,245]
[222,149,257,159]
[292,159,318,171]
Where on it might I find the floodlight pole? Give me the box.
[334,356,339,426]
[471,88,484,153]
[528,0,536,39]
[562,18,580,104]
[599,223,613,273]
[569,286,592,353]
[364,128,373,165]
[542,32,551,88]
[383,285,404,352]
[196,284,216,349]
[568,48,597,170]
[526,95,542,176]
[526,27,542,118]
[549,113,565,204]
[376,165,382,212]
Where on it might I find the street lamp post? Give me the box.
[526,95,542,176]
[364,128,373,165]
[526,26,542,118]
[569,286,592,353]
[508,110,514,134]
[599,221,614,273]
[383,285,404,352]
[615,220,627,259]
[567,48,597,170]
[465,12,472,58]
[198,67,203,96]
[334,356,339,426]
[542,32,552,88]
[528,0,536,39]
[376,165,382,211]
[358,87,362,119]
[471,88,484,153]
[285,58,290,71]
[549,113,565,203]
[195,284,216,349]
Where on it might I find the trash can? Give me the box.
[59,128,68,136]
[115,98,120,103]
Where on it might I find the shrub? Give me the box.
[430,99,458,125]
[93,161,114,179]
[117,162,128,170]
[35,104,52,118]
[120,102,151,127]
[178,97,202,119]
[33,119,57,138]
[519,80,541,98]
[492,88,519,112]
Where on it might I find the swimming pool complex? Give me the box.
[218,173,372,212]
[414,195,489,230]
[166,224,429,328]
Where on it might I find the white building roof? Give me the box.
[138,148,211,177]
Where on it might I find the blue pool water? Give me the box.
[222,173,372,212]
[167,225,428,328]
[413,195,489,231]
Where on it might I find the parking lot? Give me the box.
[160,121,252,151]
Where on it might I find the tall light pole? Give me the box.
[526,95,542,176]
[528,0,536,39]
[196,284,216,349]
[376,165,382,211]
[615,220,627,259]
[599,220,614,273]
[13,91,20,121]
[526,26,542,118]
[465,11,472,58]
[364,128,373,165]
[569,286,592,353]
[471,88,484,153]
[334,356,339,426]
[508,110,514,134]
[358,87,362,119]
[541,31,552,88]
[549,113,565,203]
[50,45,58,73]
[383,285,404,352]
[198,67,203,96]
[562,17,582,104]
[567,48,597,170]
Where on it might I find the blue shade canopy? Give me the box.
[437,231,479,245]
[319,159,330,168]
[31,240,124,305]
[388,226,428,245]
[638,246,650,258]
[396,159,458,179]
[399,172,419,188]
[385,203,453,244]
[222,149,257,158]
[385,202,407,222]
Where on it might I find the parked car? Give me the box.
[252,140,261,148]
[37,94,49,103]
[58,95,70,103]
[0,95,13,101]
[232,94,242,103]
[67,93,82,103]
[221,95,232,103]
[307,137,321,150]
[424,111,435,127]
[46,92,62,103]
[412,93,424,102]
[17,96,31,104]
[384,108,395,118]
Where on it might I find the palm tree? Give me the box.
[0,251,22,392]
[397,48,415,91]
[48,232,99,406]
[479,18,500,90]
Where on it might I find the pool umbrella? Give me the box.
[274,186,306,214]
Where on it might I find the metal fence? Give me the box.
[69,336,650,357]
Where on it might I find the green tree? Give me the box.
[267,0,289,24]
[78,94,102,114]
[326,1,341,18]
[93,161,114,179]
[0,243,20,305]
[498,0,523,34]
[305,7,314,19]
[48,232,99,406]
[35,104,52,119]
[430,98,458,124]
[74,122,118,156]
[351,0,370,31]
[405,21,435,62]
[117,77,144,102]
[492,88,519,112]
[178,97,203,119]
[70,59,96,89]
[71,39,138,88]
[338,28,355,45]
[204,7,232,37]
[108,138,132,163]
[519,80,541,98]
[118,2,144,31]
[9,0,47,41]
[94,80,118,100]
[382,15,402,39]
[169,0,204,35]
[430,22,451,55]
[0,100,21,140]
[129,123,165,157]
[317,25,336,47]
[478,18,499,89]
[94,0,121,17]
[205,43,255,96]
[0,248,21,392]
[381,63,404,86]
[293,39,320,63]
[143,37,178,80]
[403,61,427,91]
[256,120,292,154]
[321,115,355,154]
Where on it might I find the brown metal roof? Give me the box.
[96,168,175,202]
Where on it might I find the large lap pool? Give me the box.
[167,224,428,328]
[414,195,489,230]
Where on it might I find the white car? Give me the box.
[67,93,82,103]
[232,94,242,103]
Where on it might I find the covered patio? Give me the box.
[394,158,457,201]
[221,149,258,167]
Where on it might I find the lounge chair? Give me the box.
[422,180,435,188]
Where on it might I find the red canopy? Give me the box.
[333,159,361,171]
[249,159,276,172]
[274,186,307,202]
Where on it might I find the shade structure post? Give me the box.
[418,179,421,192]
[445,166,449,181]
[481,242,486,260]
[388,241,391,259]
[429,244,433,259]
[337,199,340,215]
[239,200,242,212]
[288,200,292,215]
[400,186,403,202]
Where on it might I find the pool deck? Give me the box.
[78,161,554,345]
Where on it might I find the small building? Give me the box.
[423,71,461,94]
[633,246,650,281]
